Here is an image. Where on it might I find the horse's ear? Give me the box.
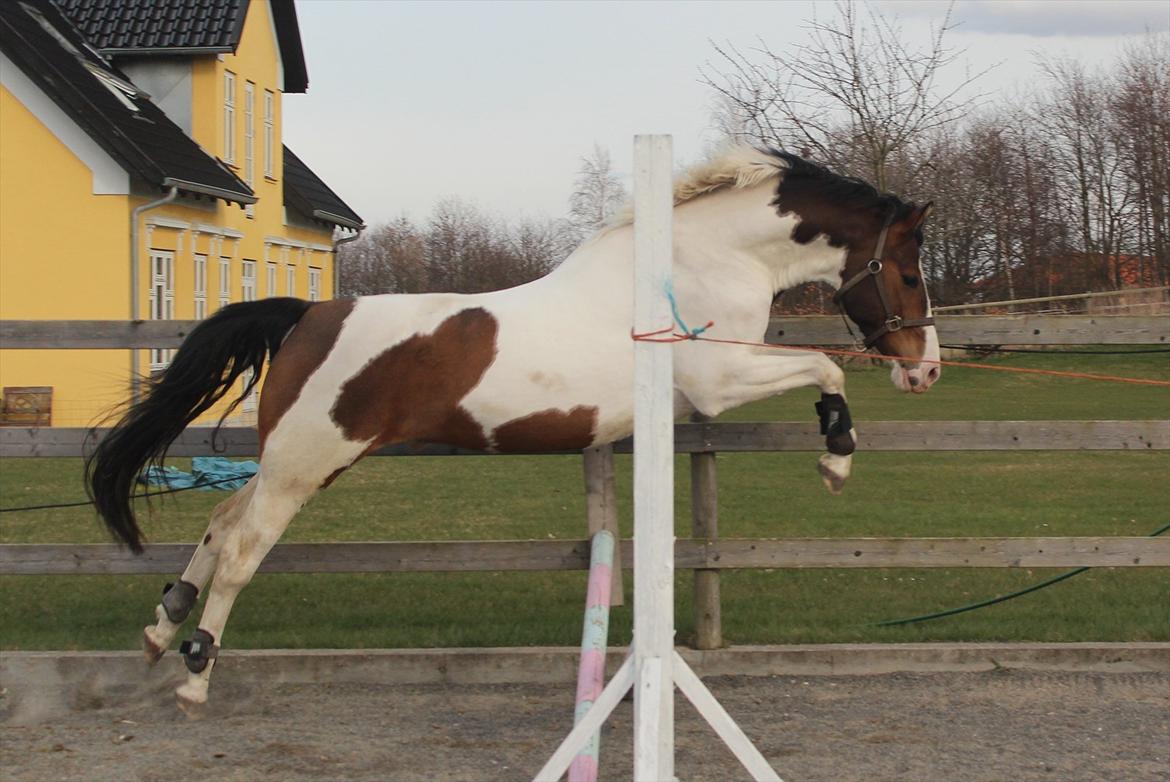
[909,201,934,231]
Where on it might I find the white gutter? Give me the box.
[331,225,365,298]
[129,186,178,397]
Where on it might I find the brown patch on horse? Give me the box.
[492,406,598,452]
[330,308,498,451]
[258,298,356,454]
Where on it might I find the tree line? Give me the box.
[705,3,1168,309]
[342,3,1167,309]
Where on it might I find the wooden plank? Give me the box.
[1,537,1164,576]
[693,537,1170,569]
[0,320,200,349]
[3,421,1166,458]
[3,315,1165,349]
[583,444,623,606]
[690,414,722,650]
[767,315,1170,345]
[670,420,1170,453]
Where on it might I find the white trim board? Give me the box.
[1,51,129,195]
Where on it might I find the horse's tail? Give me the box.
[85,297,314,553]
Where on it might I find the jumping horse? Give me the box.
[86,146,941,713]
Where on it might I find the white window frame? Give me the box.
[193,253,208,320]
[148,250,174,370]
[243,81,255,185]
[286,263,296,297]
[266,261,278,298]
[263,89,275,178]
[240,260,259,411]
[218,257,231,309]
[241,260,257,302]
[308,267,321,302]
[223,71,236,164]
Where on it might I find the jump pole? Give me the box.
[533,135,782,782]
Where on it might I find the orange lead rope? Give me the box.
[630,329,1170,388]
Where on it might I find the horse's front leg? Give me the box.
[685,350,856,493]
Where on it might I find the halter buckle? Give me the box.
[884,315,904,332]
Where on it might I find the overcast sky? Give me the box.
[281,0,1169,228]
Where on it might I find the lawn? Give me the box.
[1,348,1167,650]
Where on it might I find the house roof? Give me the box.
[55,0,308,93]
[283,145,364,231]
[1,0,255,205]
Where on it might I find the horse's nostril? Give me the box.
[908,375,920,387]
[927,367,940,382]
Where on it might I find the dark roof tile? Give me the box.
[283,146,363,230]
[54,0,307,92]
[0,0,254,204]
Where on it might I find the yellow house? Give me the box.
[0,0,363,426]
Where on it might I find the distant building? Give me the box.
[0,0,363,426]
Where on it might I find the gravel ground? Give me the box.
[2,670,1168,782]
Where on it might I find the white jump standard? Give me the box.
[535,136,783,782]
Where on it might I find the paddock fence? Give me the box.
[1,315,1167,648]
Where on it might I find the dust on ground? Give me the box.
[2,670,1167,781]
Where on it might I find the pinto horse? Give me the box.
[86,146,940,712]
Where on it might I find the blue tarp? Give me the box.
[139,457,259,491]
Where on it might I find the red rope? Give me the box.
[631,325,1170,388]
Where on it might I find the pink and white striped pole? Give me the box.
[567,529,616,782]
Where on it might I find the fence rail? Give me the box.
[3,315,1168,348]
[2,537,1165,576]
[2,420,1166,458]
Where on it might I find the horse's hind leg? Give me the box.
[173,474,314,715]
[143,478,257,663]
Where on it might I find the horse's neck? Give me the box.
[672,183,848,296]
[550,182,848,306]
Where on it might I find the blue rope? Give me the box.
[664,281,711,338]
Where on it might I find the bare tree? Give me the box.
[568,143,627,239]
[702,0,990,191]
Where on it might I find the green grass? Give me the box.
[0,348,1167,650]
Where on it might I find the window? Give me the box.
[308,267,321,302]
[263,90,275,178]
[243,81,255,185]
[240,259,259,411]
[266,262,277,297]
[241,260,256,302]
[193,254,207,320]
[218,257,231,309]
[223,71,236,163]
[286,264,296,297]
[148,250,174,370]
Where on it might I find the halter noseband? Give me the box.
[831,213,934,349]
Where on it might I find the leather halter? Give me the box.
[832,213,935,348]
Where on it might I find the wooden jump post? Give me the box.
[534,135,781,782]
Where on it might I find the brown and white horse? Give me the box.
[87,146,940,712]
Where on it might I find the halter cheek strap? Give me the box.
[832,214,934,348]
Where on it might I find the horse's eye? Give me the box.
[901,274,919,288]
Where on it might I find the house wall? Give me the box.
[0,83,135,425]
[0,0,337,427]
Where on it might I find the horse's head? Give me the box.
[834,202,941,394]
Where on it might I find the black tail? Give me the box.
[85,297,314,553]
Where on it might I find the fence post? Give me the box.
[690,413,722,649]
[584,444,624,606]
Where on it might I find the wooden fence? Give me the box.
[1,315,1167,648]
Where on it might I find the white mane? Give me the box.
[607,145,785,229]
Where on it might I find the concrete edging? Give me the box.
[2,643,1167,694]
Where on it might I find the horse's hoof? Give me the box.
[817,460,847,495]
[175,688,208,720]
[143,628,167,665]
